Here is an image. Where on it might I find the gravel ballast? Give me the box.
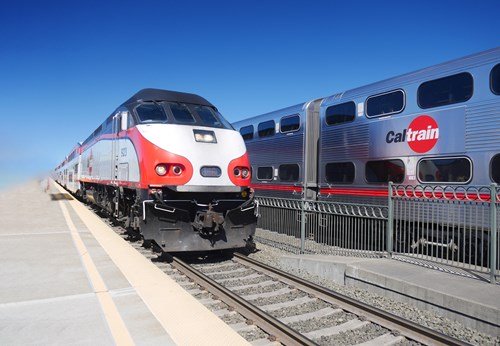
[316,324,387,346]
[207,269,255,281]
[232,281,286,296]
[238,328,268,342]
[222,275,270,288]
[220,312,246,325]
[289,312,358,333]
[250,290,309,306]
[270,300,330,319]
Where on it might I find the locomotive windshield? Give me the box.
[169,103,196,123]
[135,101,233,129]
[135,103,168,123]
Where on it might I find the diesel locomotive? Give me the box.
[55,89,257,252]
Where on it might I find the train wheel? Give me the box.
[241,237,257,254]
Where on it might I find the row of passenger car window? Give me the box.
[254,155,500,184]
[239,114,301,140]
[256,164,300,182]
[241,64,500,138]
[325,155,500,184]
[326,158,469,184]
[326,64,500,126]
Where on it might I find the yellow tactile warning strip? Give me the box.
[58,200,135,346]
[52,180,249,346]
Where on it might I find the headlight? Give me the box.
[193,129,217,143]
[233,168,241,177]
[155,164,167,176]
[241,168,249,178]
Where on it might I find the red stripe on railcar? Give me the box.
[251,184,303,192]
[320,187,388,197]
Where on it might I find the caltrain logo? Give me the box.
[385,115,439,153]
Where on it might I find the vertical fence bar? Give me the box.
[300,199,306,253]
[387,182,394,256]
[490,183,497,284]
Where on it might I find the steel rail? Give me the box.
[171,256,318,346]
[234,253,470,346]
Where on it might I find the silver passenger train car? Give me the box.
[234,48,500,206]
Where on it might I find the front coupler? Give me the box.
[140,198,257,252]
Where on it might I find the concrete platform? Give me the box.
[0,179,249,345]
[281,254,500,336]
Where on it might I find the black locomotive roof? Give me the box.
[121,88,214,107]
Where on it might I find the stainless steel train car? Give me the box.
[55,89,257,253]
[233,48,500,204]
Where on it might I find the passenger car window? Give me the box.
[418,72,473,109]
[491,64,500,95]
[492,154,500,183]
[325,162,355,183]
[239,125,254,140]
[490,154,500,184]
[136,103,168,123]
[326,101,356,125]
[366,90,405,117]
[365,160,405,183]
[280,115,300,133]
[257,167,273,180]
[278,164,299,182]
[418,157,471,183]
[258,120,275,137]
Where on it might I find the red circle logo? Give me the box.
[407,115,439,153]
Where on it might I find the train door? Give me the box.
[111,110,129,183]
[303,98,323,200]
[111,113,120,183]
[111,111,127,217]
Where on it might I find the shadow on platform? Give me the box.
[50,193,73,201]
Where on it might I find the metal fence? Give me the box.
[254,183,499,284]
[389,183,499,283]
[255,197,388,257]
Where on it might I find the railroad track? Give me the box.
[95,206,468,346]
[176,254,469,346]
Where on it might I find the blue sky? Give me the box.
[0,0,498,189]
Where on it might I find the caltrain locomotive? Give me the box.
[55,89,257,252]
[233,48,500,205]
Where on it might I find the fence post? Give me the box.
[490,183,497,284]
[300,199,306,254]
[387,182,394,257]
